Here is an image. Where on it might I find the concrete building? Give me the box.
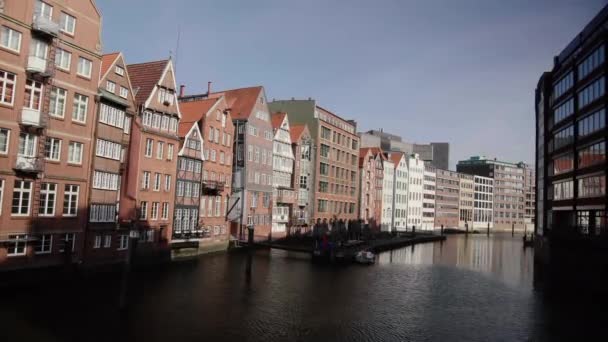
[178,94,234,253]
[389,152,408,231]
[422,163,436,231]
[381,156,395,232]
[406,154,424,229]
[457,156,530,231]
[208,87,273,241]
[0,0,102,270]
[458,173,474,230]
[290,124,313,228]
[473,175,494,230]
[359,130,449,169]
[124,59,181,254]
[269,99,360,222]
[434,169,460,229]
[271,112,295,236]
[85,52,136,266]
[535,4,608,246]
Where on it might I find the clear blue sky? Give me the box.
[98,0,607,168]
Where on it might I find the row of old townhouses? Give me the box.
[0,0,534,272]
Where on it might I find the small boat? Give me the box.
[355,250,376,265]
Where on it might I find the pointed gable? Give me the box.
[271,112,287,131]
[127,59,169,105]
[100,52,120,80]
[179,98,220,136]
[210,86,263,120]
[289,124,308,143]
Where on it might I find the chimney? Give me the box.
[207,81,212,96]
[179,85,185,98]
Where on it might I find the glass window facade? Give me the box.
[578,108,605,137]
[578,174,605,198]
[578,76,605,109]
[578,141,606,168]
[578,44,605,80]
[554,98,574,124]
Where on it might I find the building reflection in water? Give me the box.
[377,233,534,288]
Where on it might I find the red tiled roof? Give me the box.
[209,86,262,120]
[100,52,120,80]
[178,98,219,137]
[127,60,169,105]
[389,152,405,165]
[289,124,307,142]
[271,112,286,130]
[359,148,374,168]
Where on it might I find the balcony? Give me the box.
[273,214,289,223]
[14,156,43,173]
[26,56,48,75]
[20,108,45,128]
[276,189,295,204]
[32,14,59,36]
[202,180,225,194]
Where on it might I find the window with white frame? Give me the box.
[115,65,124,76]
[35,1,53,19]
[142,111,152,127]
[59,233,75,253]
[55,49,71,71]
[184,182,192,197]
[68,141,83,164]
[176,181,184,197]
[0,179,4,215]
[72,93,88,123]
[89,204,116,222]
[162,202,169,219]
[165,175,171,191]
[18,132,36,157]
[170,118,178,133]
[161,115,169,130]
[34,234,52,254]
[103,235,111,248]
[220,152,225,164]
[93,171,119,190]
[142,171,150,190]
[94,235,101,248]
[123,116,131,134]
[152,113,161,129]
[154,173,161,191]
[119,86,128,99]
[0,70,16,105]
[167,144,174,160]
[44,137,61,161]
[215,196,221,217]
[192,183,200,198]
[24,79,43,110]
[1,26,22,52]
[12,180,32,216]
[7,234,27,256]
[208,127,214,142]
[63,185,79,216]
[157,87,174,105]
[140,201,148,220]
[49,87,67,117]
[96,139,121,160]
[0,128,10,155]
[99,103,125,129]
[145,139,153,157]
[59,12,76,35]
[151,202,159,220]
[156,141,164,159]
[77,57,92,78]
[118,235,129,250]
[38,183,56,216]
[106,81,116,93]
[30,38,48,59]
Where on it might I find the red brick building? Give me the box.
[290,124,313,228]
[0,0,102,270]
[123,59,180,255]
[83,52,136,266]
[358,147,384,230]
[179,92,234,253]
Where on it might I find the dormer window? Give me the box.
[115,66,124,76]
[157,87,174,106]
[106,81,115,93]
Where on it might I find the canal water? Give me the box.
[1,233,606,341]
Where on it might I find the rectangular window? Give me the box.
[99,103,125,129]
[18,132,36,157]
[320,144,330,158]
[0,70,16,105]
[124,116,131,134]
[119,86,128,99]
[151,202,159,220]
[165,175,171,191]
[35,1,54,19]
[44,137,61,161]
[161,115,169,131]
[59,233,76,253]
[7,235,27,256]
[49,87,67,118]
[106,80,116,93]
[33,234,52,254]
[89,204,116,222]
[118,235,129,250]
[1,26,22,52]
[30,38,48,59]
[96,139,121,160]
[553,154,574,175]
[12,180,32,216]
[156,142,164,160]
[578,77,605,110]
[145,139,153,157]
[92,171,119,190]
[578,108,605,137]
[68,141,83,164]
[142,111,152,126]
[140,201,148,220]
[59,12,76,35]
[103,235,112,248]
[94,235,101,249]
[320,162,329,176]
[24,79,43,110]
[142,171,150,190]
[0,128,9,154]
[63,185,79,216]
[168,144,174,160]
[115,66,124,76]
[154,173,161,191]
[578,175,606,198]
[552,180,573,200]
[72,93,88,123]
[38,183,56,216]
[578,141,606,168]
[578,45,605,80]
[55,49,71,71]
[554,98,574,124]
[553,71,574,98]
[152,113,161,129]
[162,202,169,219]
[77,57,92,78]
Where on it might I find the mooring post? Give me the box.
[487,222,490,236]
[512,223,514,237]
[465,223,469,235]
[412,225,416,237]
[248,225,254,245]
[441,224,444,236]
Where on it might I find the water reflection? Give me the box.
[378,233,534,288]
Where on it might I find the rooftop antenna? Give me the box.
[174,25,181,75]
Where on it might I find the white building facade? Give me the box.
[406,154,424,229]
[381,158,395,232]
[473,175,494,229]
[390,153,409,231]
[272,114,295,233]
[422,163,436,231]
